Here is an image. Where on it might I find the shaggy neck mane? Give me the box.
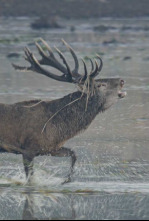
[43,90,105,140]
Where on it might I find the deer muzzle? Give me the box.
[118,79,127,99]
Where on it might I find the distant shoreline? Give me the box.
[0,0,149,19]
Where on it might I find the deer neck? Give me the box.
[47,91,105,136]
[71,91,105,129]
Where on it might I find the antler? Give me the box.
[12,39,103,84]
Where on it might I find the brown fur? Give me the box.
[0,78,120,152]
[0,91,103,155]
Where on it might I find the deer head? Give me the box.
[12,38,126,109]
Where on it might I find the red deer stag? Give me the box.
[0,39,126,184]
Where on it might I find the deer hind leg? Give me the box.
[23,155,34,185]
[51,147,77,184]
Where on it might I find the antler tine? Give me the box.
[13,46,73,82]
[24,47,32,62]
[62,39,79,74]
[35,40,68,75]
[81,59,88,82]
[12,63,32,72]
[90,59,99,78]
[88,58,94,72]
[96,54,103,72]
[54,46,73,81]
[35,42,48,59]
[39,38,55,58]
[23,47,37,67]
[12,47,34,72]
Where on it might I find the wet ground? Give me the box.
[0,17,149,220]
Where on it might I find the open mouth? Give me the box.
[118,91,127,99]
[118,80,127,99]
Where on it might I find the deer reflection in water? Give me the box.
[22,193,76,220]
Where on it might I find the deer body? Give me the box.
[0,39,126,184]
[0,91,104,155]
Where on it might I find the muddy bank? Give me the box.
[0,0,149,18]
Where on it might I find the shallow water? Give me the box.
[0,17,149,220]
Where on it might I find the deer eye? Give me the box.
[97,83,107,88]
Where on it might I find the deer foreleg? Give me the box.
[23,155,34,185]
[51,147,77,184]
[0,140,24,154]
